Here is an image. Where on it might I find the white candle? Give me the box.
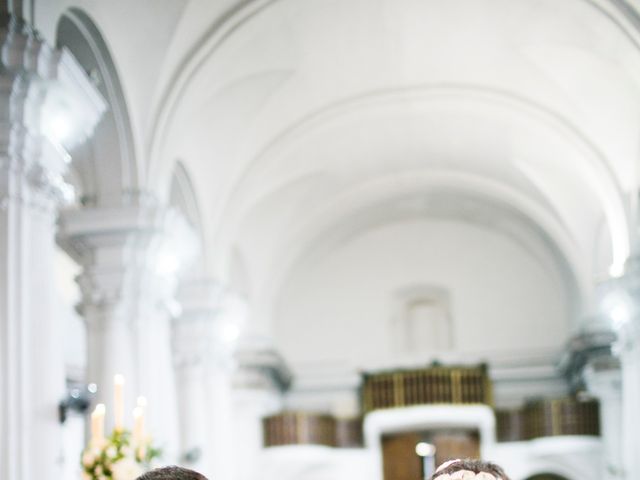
[132,406,145,446]
[91,404,106,446]
[114,374,125,431]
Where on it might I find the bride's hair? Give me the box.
[431,459,510,480]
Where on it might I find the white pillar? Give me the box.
[0,17,105,480]
[232,340,291,480]
[205,350,236,480]
[174,279,247,479]
[58,205,195,461]
[205,292,245,480]
[620,337,640,480]
[0,155,67,480]
[610,256,640,480]
[584,366,623,480]
[173,279,222,474]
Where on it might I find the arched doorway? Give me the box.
[525,474,571,480]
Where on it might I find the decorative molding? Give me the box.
[57,204,198,324]
[0,16,106,212]
[234,344,292,391]
[561,328,619,392]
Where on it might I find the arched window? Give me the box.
[391,286,453,354]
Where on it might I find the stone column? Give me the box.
[173,279,222,474]
[206,290,247,480]
[231,340,291,480]
[604,257,640,480]
[0,17,105,480]
[0,135,68,480]
[568,324,622,480]
[58,205,195,461]
[174,279,247,479]
[584,365,623,480]
[619,332,640,480]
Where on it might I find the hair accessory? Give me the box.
[435,459,462,473]
[434,471,498,480]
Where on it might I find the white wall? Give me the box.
[274,218,570,377]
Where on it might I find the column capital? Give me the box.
[233,338,292,392]
[0,18,106,141]
[57,204,197,320]
[563,327,619,390]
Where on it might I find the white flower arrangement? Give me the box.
[81,430,160,480]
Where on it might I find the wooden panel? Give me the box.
[495,409,526,442]
[263,412,336,447]
[524,397,600,439]
[362,365,492,413]
[382,433,422,480]
[335,417,363,448]
[381,429,480,480]
[432,430,480,466]
[496,397,600,442]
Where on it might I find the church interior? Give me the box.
[2,1,640,479]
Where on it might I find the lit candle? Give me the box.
[114,374,125,431]
[134,396,147,444]
[91,404,105,446]
[132,407,145,446]
[137,396,147,409]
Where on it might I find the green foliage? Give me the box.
[81,429,161,480]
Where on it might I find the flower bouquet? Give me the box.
[81,376,160,480]
[81,429,160,480]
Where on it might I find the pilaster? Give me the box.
[597,256,640,480]
[0,16,105,480]
[57,204,196,461]
[173,279,223,474]
[232,338,292,480]
[173,279,246,478]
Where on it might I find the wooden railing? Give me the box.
[496,397,600,441]
[263,412,364,447]
[361,364,492,413]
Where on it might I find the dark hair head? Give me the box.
[431,459,510,480]
[136,466,208,480]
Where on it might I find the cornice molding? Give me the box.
[0,16,106,212]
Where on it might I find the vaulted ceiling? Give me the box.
[41,0,640,338]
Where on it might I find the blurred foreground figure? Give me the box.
[431,459,511,480]
[137,466,208,480]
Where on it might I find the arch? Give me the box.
[56,8,139,206]
[525,474,571,480]
[170,161,204,236]
[226,84,629,278]
[251,171,585,337]
[147,0,640,195]
[169,161,207,277]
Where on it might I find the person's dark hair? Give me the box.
[431,459,510,480]
[136,466,208,480]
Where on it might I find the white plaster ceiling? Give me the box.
[40,0,640,327]
[158,0,640,311]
